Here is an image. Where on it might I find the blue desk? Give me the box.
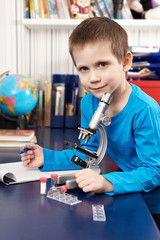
[0,127,159,240]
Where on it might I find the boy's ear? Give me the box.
[123,51,132,72]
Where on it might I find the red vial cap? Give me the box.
[51,174,58,180]
[40,177,47,183]
[60,185,67,193]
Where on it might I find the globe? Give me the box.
[0,74,38,117]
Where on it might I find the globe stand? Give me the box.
[0,110,28,129]
[17,115,29,129]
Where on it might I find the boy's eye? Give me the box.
[79,66,88,72]
[99,62,106,68]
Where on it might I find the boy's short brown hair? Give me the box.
[69,17,129,64]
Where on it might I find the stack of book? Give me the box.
[0,129,37,148]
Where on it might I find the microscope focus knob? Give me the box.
[71,155,87,168]
[102,116,111,126]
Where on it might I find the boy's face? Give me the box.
[73,42,129,99]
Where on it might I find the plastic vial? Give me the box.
[40,177,47,195]
[61,185,67,193]
[51,174,58,190]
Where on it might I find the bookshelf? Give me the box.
[23,19,160,30]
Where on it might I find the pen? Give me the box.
[19,143,37,154]
[19,147,31,154]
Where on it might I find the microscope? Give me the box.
[57,93,112,192]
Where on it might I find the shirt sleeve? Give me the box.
[40,148,83,171]
[104,105,160,195]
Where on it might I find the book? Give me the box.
[121,0,133,19]
[52,0,59,18]
[44,82,52,126]
[0,136,37,148]
[96,0,110,17]
[55,0,65,18]
[29,0,36,18]
[73,87,78,116]
[62,0,72,19]
[42,0,49,18]
[128,67,155,80]
[54,83,65,116]
[103,0,114,19]
[0,129,35,142]
[37,89,44,126]
[46,0,58,18]
[24,0,30,18]
[90,1,101,17]
[38,0,45,18]
[0,161,78,185]
[34,0,40,18]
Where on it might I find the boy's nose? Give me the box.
[90,70,101,83]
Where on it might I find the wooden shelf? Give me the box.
[23,19,160,30]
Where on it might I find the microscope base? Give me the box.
[57,174,78,191]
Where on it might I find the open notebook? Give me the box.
[0,162,77,185]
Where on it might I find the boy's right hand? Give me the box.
[20,144,44,168]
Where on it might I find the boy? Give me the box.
[20,17,160,195]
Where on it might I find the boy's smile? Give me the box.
[73,42,131,99]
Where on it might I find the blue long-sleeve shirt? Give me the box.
[41,83,160,195]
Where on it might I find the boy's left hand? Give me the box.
[72,169,114,194]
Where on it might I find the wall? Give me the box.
[1,0,160,92]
